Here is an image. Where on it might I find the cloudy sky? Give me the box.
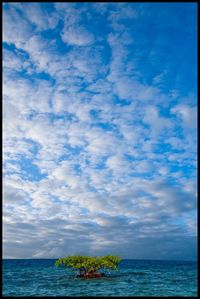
[3,2,197,260]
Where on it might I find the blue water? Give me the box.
[3,259,197,297]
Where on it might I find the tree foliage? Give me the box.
[55,255,121,273]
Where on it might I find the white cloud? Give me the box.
[62,25,94,46]
[143,106,172,137]
[171,104,197,129]
[3,6,33,48]
[56,3,95,46]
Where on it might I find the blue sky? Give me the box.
[3,2,197,260]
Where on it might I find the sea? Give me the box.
[2,259,198,297]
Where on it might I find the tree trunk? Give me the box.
[76,268,105,278]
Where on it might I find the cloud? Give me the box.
[61,25,94,46]
[55,3,95,46]
[3,185,27,206]
[143,106,172,137]
[3,3,197,260]
[171,104,197,129]
[3,5,33,48]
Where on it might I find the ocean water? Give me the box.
[3,259,197,297]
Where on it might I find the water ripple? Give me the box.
[3,259,197,297]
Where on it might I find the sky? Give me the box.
[3,2,197,260]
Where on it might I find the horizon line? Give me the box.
[3,257,197,262]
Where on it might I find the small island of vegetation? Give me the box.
[55,255,121,278]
